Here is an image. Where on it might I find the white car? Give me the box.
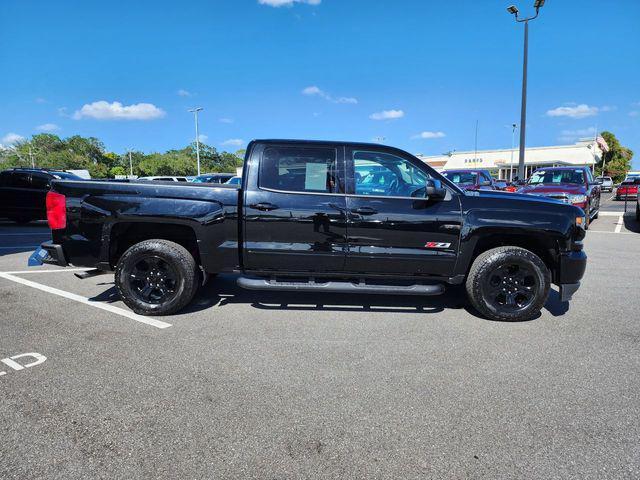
[138,176,189,182]
[595,176,613,192]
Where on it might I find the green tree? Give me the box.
[597,131,634,182]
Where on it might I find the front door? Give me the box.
[243,143,347,273]
[344,147,462,276]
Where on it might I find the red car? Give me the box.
[616,181,638,201]
[517,166,601,227]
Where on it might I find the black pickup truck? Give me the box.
[35,140,587,321]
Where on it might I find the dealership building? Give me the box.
[416,139,603,180]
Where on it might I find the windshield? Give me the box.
[443,172,477,185]
[529,170,585,185]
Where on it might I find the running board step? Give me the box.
[74,269,108,280]
[237,277,445,296]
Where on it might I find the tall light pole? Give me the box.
[127,149,134,177]
[507,0,545,180]
[509,123,517,181]
[188,107,204,176]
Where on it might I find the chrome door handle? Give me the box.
[249,202,279,211]
[353,207,377,215]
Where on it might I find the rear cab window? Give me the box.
[259,146,342,194]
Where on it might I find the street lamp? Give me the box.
[188,107,204,176]
[509,123,518,181]
[507,0,545,180]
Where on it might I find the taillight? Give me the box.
[46,191,66,230]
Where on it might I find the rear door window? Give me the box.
[30,173,51,189]
[260,146,341,194]
[9,172,31,188]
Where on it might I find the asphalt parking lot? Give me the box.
[1,196,639,479]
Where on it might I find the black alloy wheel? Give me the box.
[466,246,551,322]
[128,256,179,305]
[115,239,199,316]
[481,262,538,314]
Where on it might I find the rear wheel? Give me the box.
[636,202,639,221]
[466,246,551,322]
[115,239,199,316]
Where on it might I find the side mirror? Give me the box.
[426,179,446,200]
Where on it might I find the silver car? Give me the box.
[596,176,613,192]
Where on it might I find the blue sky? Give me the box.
[1,0,638,167]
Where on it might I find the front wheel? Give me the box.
[115,239,199,316]
[636,202,640,222]
[466,246,551,322]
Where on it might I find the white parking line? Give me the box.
[588,230,635,235]
[0,272,172,329]
[614,216,624,234]
[0,245,40,250]
[599,211,629,216]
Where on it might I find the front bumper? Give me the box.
[557,250,587,302]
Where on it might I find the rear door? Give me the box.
[0,172,36,219]
[29,173,52,219]
[344,147,462,276]
[242,143,348,273]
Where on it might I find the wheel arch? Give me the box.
[107,221,200,268]
[461,230,559,280]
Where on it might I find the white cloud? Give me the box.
[35,97,47,104]
[302,86,322,96]
[369,109,404,121]
[1,132,25,145]
[221,138,244,147]
[335,96,358,104]
[177,89,192,97]
[219,118,234,124]
[302,85,357,104]
[198,134,208,143]
[259,0,320,7]
[546,104,599,119]
[412,131,446,139]
[72,101,166,120]
[558,127,596,143]
[36,123,60,132]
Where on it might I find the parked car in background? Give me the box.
[441,169,497,191]
[225,176,242,186]
[595,176,614,192]
[0,168,83,223]
[493,179,510,191]
[138,176,189,182]
[616,180,639,201]
[192,173,235,184]
[634,178,640,221]
[517,166,601,228]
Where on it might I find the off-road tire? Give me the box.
[466,246,551,322]
[115,239,199,316]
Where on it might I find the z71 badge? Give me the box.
[424,242,452,249]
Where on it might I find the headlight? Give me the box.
[568,194,587,204]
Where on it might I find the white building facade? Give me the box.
[417,139,602,180]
